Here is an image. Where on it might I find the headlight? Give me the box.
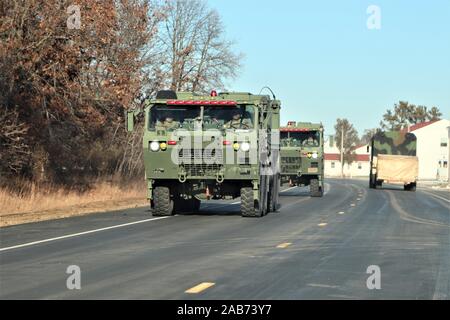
[312,152,318,159]
[150,141,160,152]
[241,142,250,152]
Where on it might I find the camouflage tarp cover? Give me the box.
[372,131,417,157]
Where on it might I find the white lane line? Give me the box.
[324,183,331,195]
[276,242,292,249]
[421,191,450,204]
[308,283,339,289]
[280,186,298,193]
[0,217,170,253]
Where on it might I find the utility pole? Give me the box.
[340,125,344,178]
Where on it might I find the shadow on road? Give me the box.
[177,203,242,217]
[372,185,409,192]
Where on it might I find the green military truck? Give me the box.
[369,131,418,191]
[280,121,324,197]
[127,90,281,218]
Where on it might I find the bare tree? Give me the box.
[0,0,158,183]
[334,118,359,170]
[0,108,31,175]
[156,0,242,92]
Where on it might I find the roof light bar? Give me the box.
[167,100,237,106]
[280,128,311,132]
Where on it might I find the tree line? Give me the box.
[0,0,242,189]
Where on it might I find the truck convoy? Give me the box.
[280,122,324,197]
[127,90,281,218]
[369,131,418,191]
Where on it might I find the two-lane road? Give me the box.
[0,179,449,299]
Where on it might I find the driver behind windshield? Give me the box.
[156,116,180,130]
[224,110,253,129]
[302,133,319,147]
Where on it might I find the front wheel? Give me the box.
[268,174,281,212]
[152,186,174,216]
[241,187,263,218]
[310,179,323,197]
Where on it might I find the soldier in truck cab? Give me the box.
[157,116,180,130]
[224,110,253,129]
[303,134,318,147]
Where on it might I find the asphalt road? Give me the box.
[0,179,449,300]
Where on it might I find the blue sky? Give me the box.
[209,0,450,135]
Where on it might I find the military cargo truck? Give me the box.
[369,131,418,191]
[127,90,281,217]
[280,121,324,197]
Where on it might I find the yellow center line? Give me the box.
[185,282,215,294]
[276,242,292,249]
[318,223,328,227]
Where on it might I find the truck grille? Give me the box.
[183,164,223,176]
[178,149,223,176]
[281,157,300,173]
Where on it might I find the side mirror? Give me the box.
[126,111,135,132]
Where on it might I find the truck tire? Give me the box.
[310,179,323,197]
[404,183,416,192]
[268,174,280,212]
[152,186,173,216]
[369,173,376,189]
[376,180,383,188]
[241,187,263,218]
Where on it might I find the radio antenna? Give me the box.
[259,86,276,100]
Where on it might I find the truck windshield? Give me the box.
[203,105,254,130]
[281,131,320,147]
[149,104,255,131]
[149,105,201,131]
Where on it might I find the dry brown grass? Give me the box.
[0,181,148,227]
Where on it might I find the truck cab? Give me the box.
[280,121,324,197]
[127,90,281,217]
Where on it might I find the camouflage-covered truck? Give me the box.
[369,131,418,191]
[127,90,281,217]
[280,121,324,197]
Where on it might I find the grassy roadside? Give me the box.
[0,181,148,227]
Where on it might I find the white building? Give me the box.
[412,119,449,181]
[324,143,370,178]
[324,119,450,181]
